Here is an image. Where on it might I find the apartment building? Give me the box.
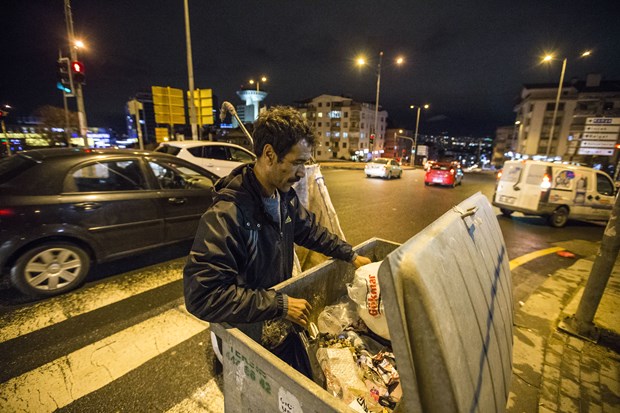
[514,74,620,164]
[296,94,387,161]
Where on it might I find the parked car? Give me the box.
[0,148,218,297]
[493,160,615,227]
[365,158,403,179]
[424,162,464,187]
[155,141,256,177]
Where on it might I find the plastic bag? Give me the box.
[317,296,359,335]
[347,262,390,340]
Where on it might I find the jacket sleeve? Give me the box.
[292,196,355,262]
[183,202,285,324]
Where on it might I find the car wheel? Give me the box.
[10,242,90,297]
[548,206,569,228]
[366,174,371,178]
[500,208,514,217]
[398,171,402,179]
[424,182,430,186]
[386,172,392,180]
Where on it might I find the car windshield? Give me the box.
[372,159,389,165]
[0,154,37,184]
[431,164,451,171]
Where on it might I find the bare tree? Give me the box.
[33,105,78,129]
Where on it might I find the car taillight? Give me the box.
[450,169,455,175]
[496,171,502,180]
[540,173,551,189]
[0,208,14,217]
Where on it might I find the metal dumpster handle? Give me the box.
[453,205,478,219]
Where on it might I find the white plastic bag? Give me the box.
[317,296,359,335]
[347,261,390,340]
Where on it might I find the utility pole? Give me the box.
[560,190,620,340]
[64,0,88,147]
[184,0,198,140]
[372,51,383,158]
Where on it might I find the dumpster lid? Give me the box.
[378,192,513,412]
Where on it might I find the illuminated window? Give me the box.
[328,111,342,119]
[343,132,348,138]
[318,112,323,118]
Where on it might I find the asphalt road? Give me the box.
[0,167,607,412]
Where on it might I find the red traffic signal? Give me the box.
[71,61,85,84]
[72,61,84,73]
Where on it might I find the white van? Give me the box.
[493,160,616,227]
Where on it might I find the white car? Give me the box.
[155,141,256,177]
[364,158,403,179]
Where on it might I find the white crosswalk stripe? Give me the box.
[0,261,183,344]
[0,305,209,413]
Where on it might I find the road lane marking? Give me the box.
[0,305,208,413]
[509,247,566,270]
[0,260,184,344]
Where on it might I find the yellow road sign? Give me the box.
[152,86,186,126]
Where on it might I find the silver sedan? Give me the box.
[364,158,403,179]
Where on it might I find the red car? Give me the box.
[424,162,464,187]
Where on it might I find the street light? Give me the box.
[249,76,267,91]
[357,52,404,157]
[542,50,592,158]
[409,103,430,166]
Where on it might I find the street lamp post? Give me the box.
[410,104,430,166]
[372,52,383,157]
[545,57,567,159]
[184,0,198,140]
[512,120,521,158]
[357,53,404,158]
[249,76,267,91]
[542,51,591,159]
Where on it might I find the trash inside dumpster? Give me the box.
[211,192,513,413]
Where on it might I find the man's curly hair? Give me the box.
[253,106,316,160]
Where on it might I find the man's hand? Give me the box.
[352,255,372,269]
[285,297,313,327]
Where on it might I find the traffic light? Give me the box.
[369,133,375,146]
[56,58,73,95]
[71,61,85,84]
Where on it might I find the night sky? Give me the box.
[4,0,619,136]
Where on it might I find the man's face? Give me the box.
[272,139,312,192]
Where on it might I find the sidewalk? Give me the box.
[508,239,620,413]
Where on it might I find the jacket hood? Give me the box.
[214,163,260,206]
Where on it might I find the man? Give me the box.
[184,106,370,373]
